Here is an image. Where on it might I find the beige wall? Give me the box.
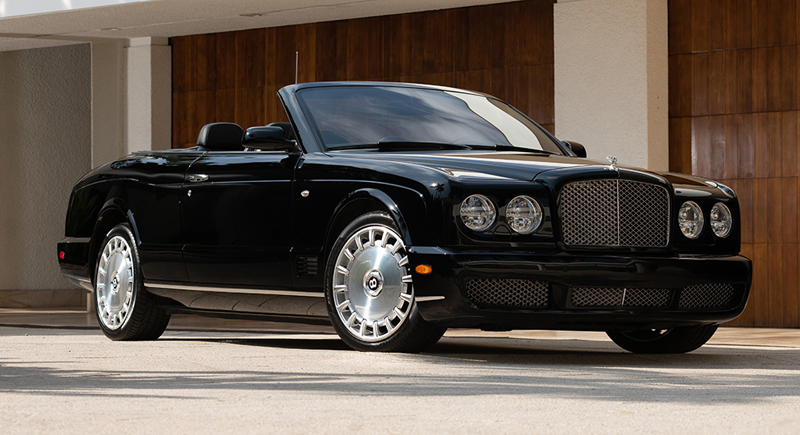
[554,0,668,171]
[0,44,92,307]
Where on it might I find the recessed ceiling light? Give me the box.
[239,13,262,18]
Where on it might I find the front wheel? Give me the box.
[324,212,446,352]
[94,224,170,341]
[606,324,719,354]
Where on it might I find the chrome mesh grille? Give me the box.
[466,279,548,309]
[559,179,670,247]
[571,287,671,308]
[679,283,735,310]
[624,288,672,308]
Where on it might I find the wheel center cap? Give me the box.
[110,275,120,294]
[363,270,384,297]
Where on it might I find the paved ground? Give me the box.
[1,321,799,434]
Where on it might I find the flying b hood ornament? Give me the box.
[605,155,618,172]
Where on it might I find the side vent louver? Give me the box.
[297,256,319,276]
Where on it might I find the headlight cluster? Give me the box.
[460,194,543,234]
[678,201,732,239]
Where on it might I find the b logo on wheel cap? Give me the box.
[363,270,384,297]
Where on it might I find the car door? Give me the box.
[114,151,204,283]
[181,150,295,289]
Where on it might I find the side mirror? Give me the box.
[563,140,587,158]
[243,126,296,152]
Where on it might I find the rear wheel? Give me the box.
[94,224,170,341]
[324,211,446,352]
[606,324,719,354]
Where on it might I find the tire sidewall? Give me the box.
[324,211,422,351]
[94,224,143,339]
[607,324,718,354]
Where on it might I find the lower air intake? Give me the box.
[466,279,548,309]
[679,283,735,310]
[571,287,671,308]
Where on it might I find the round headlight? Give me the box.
[710,202,733,238]
[460,194,496,231]
[679,201,704,239]
[506,196,543,234]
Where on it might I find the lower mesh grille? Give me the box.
[679,283,735,310]
[571,287,671,308]
[466,279,548,309]
[624,288,672,307]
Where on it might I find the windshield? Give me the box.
[296,86,564,153]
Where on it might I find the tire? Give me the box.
[93,224,170,341]
[606,324,719,354]
[324,211,446,352]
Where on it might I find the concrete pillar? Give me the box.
[91,40,126,167]
[0,44,92,308]
[125,37,171,153]
[554,0,668,171]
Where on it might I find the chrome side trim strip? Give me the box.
[416,296,445,302]
[144,282,325,298]
[63,273,94,292]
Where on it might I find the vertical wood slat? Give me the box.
[668,0,691,55]
[752,243,769,326]
[767,243,784,326]
[783,243,799,326]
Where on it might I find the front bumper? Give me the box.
[407,247,752,331]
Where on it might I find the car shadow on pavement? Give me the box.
[2,331,800,404]
[184,333,800,370]
[2,336,800,405]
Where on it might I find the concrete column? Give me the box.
[0,44,92,308]
[125,37,171,153]
[91,40,126,167]
[554,0,668,171]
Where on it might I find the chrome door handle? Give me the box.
[187,174,209,183]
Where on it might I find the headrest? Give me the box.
[196,123,244,151]
[266,122,296,141]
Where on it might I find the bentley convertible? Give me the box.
[58,82,752,353]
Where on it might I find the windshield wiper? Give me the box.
[464,144,558,154]
[329,141,474,151]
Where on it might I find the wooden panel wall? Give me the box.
[171,0,554,149]
[669,0,800,327]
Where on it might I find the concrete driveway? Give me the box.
[0,326,798,434]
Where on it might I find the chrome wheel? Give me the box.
[96,235,135,330]
[332,225,414,342]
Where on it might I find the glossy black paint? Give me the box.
[58,81,752,330]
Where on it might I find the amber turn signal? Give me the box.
[415,264,433,275]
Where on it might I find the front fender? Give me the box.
[327,186,427,247]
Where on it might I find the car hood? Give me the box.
[338,151,609,181]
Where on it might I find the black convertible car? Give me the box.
[58,82,751,353]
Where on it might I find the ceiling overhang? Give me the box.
[0,0,509,52]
